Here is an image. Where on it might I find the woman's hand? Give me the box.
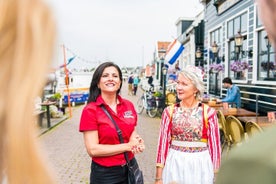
[134,135,145,153]
[128,132,145,154]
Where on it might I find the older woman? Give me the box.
[155,66,221,184]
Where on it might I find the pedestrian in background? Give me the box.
[216,0,276,183]
[127,73,134,95]
[133,75,139,96]
[155,66,221,184]
[0,0,56,183]
[145,64,154,90]
[216,77,241,108]
[79,62,145,184]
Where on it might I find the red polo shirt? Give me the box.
[79,95,137,167]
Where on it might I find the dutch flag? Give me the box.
[165,39,185,65]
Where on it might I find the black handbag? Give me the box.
[101,105,144,184]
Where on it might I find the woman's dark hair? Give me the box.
[88,62,123,102]
[222,77,232,84]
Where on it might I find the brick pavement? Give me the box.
[39,81,161,184]
[39,105,90,183]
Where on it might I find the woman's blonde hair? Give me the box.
[0,0,56,183]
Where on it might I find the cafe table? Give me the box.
[237,116,276,128]
[215,107,257,117]
[201,101,223,108]
[40,101,56,128]
[207,103,223,108]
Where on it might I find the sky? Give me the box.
[46,0,203,69]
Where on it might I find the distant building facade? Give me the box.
[153,41,170,86]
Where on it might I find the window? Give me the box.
[257,30,276,81]
[209,27,222,96]
[241,13,247,33]
[228,21,234,38]
[234,17,240,35]
[210,28,221,46]
[227,12,248,39]
[228,37,248,80]
[256,10,263,28]
[210,28,222,65]
[227,12,249,81]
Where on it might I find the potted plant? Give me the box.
[209,63,224,73]
[48,92,62,103]
[230,60,249,79]
[230,60,249,72]
[261,61,275,71]
[153,91,163,98]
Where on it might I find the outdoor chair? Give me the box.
[245,121,263,138]
[166,92,176,106]
[217,110,231,156]
[225,115,245,148]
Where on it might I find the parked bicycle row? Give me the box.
[136,83,177,118]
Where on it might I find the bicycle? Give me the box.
[136,88,166,118]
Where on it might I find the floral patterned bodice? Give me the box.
[171,106,203,142]
[156,104,221,171]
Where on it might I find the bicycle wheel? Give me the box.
[136,96,144,114]
[147,107,158,118]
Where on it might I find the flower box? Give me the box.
[261,61,275,71]
[230,60,249,72]
[209,63,224,73]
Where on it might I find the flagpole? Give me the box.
[62,44,72,118]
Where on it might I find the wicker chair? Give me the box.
[245,121,263,137]
[225,115,245,148]
[217,110,231,155]
[166,92,176,106]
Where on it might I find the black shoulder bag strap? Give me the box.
[100,105,130,164]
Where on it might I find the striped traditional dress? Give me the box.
[156,103,221,184]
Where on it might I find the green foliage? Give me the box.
[153,91,162,97]
[51,93,62,100]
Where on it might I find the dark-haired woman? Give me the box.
[79,62,145,184]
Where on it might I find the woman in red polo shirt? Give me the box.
[79,62,145,184]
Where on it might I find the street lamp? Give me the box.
[212,41,218,55]
[235,30,243,60]
[211,41,219,96]
[162,66,168,106]
[159,56,165,87]
[212,41,218,63]
[235,30,243,46]
[264,35,271,78]
[196,47,202,58]
[196,47,202,66]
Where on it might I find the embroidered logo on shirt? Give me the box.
[124,111,134,118]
